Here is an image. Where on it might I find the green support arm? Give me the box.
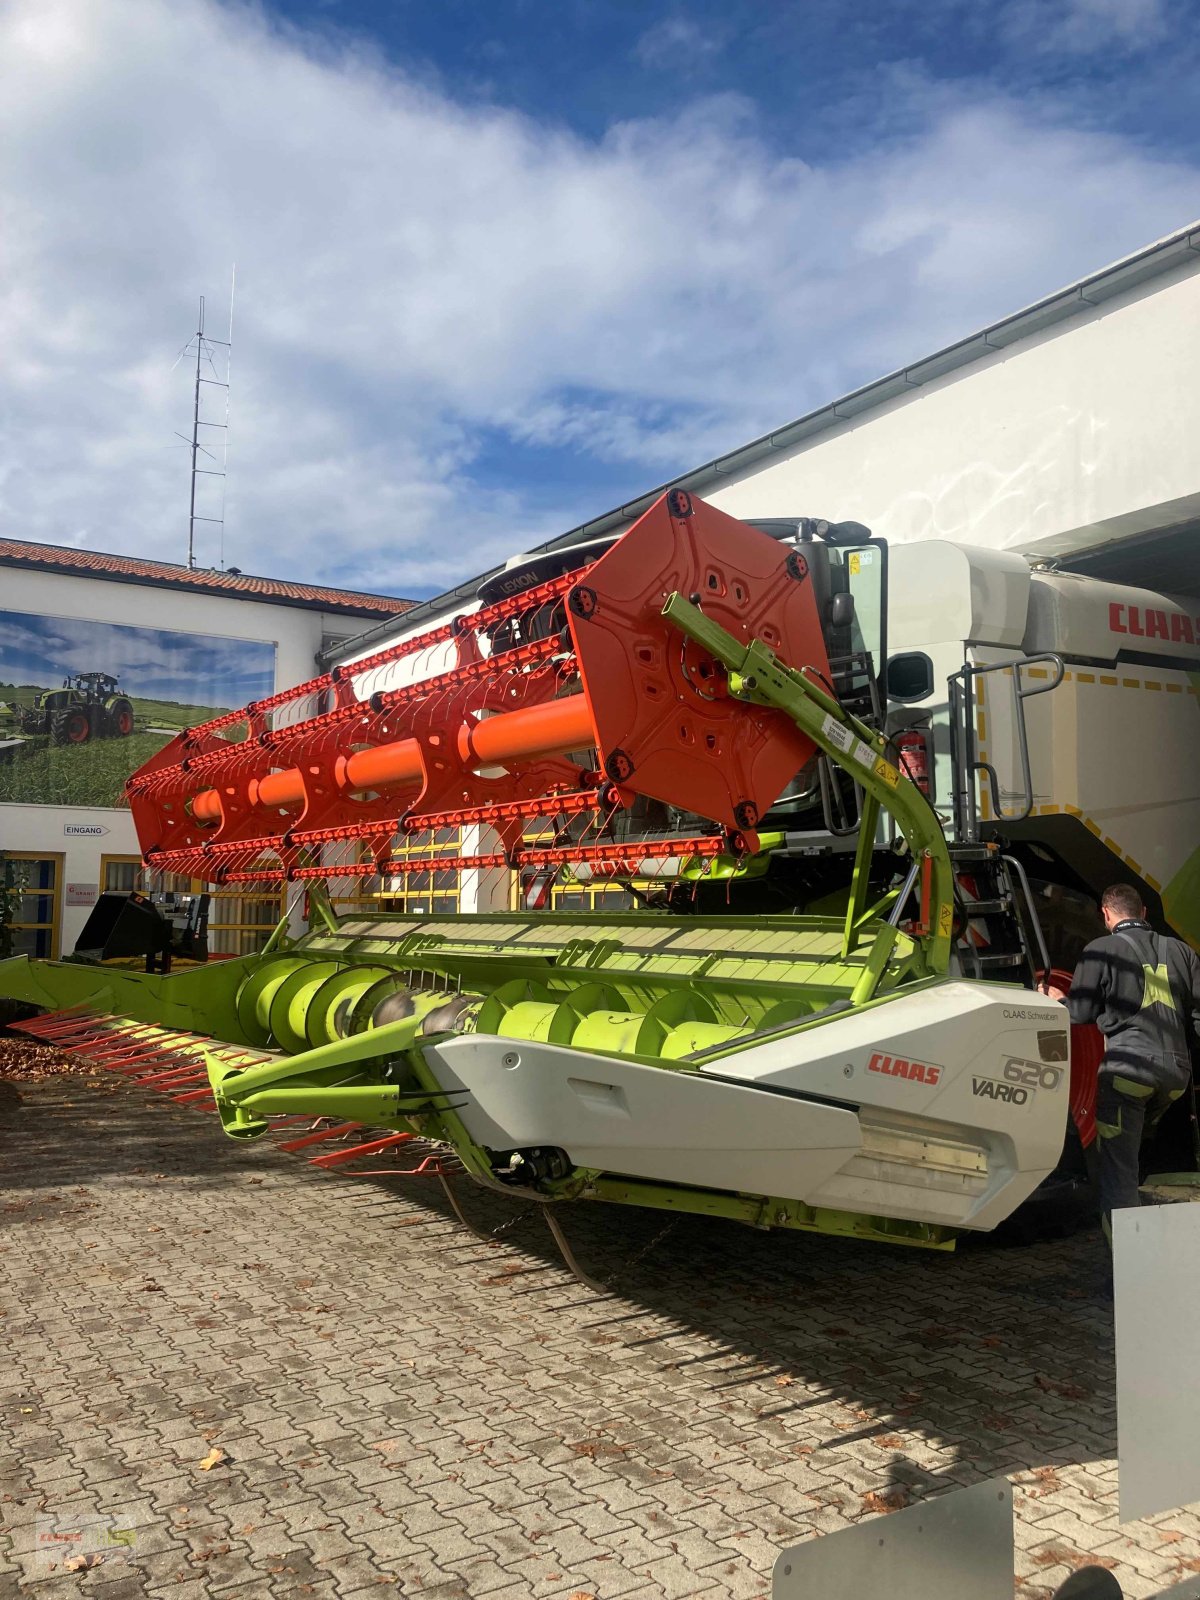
[661,593,955,975]
[207,1013,444,1139]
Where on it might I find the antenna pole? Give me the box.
[178,286,231,571]
[187,295,205,570]
[220,266,235,570]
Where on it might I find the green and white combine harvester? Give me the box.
[0,493,1072,1255]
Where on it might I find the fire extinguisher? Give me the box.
[894,728,933,798]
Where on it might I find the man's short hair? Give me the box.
[1101,883,1144,920]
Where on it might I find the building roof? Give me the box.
[325,215,1200,664]
[0,537,413,619]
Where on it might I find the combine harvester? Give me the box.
[0,492,1089,1259]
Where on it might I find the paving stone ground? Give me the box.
[2,1070,1200,1600]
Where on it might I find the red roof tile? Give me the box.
[0,538,414,618]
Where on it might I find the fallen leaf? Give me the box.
[1032,1545,1115,1572]
[197,1447,226,1471]
[861,1488,910,1515]
[774,1375,794,1388]
[1034,1374,1091,1401]
[875,1435,905,1450]
[1023,1466,1064,1499]
[1158,1529,1185,1544]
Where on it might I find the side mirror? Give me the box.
[821,519,873,546]
[827,592,856,629]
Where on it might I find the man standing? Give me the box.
[1066,884,1200,1237]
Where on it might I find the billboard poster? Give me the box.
[0,610,276,809]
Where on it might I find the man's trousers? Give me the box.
[1093,1072,1183,1238]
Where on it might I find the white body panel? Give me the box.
[708,981,1067,1231]
[888,542,1030,651]
[886,542,1200,934]
[427,1035,862,1200]
[426,980,1068,1233]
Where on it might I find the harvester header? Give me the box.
[3,490,1076,1265]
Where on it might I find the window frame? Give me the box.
[5,850,64,960]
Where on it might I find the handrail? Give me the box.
[949,653,1064,841]
[1001,852,1053,991]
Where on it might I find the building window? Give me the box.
[3,851,62,959]
[207,882,283,957]
[100,854,193,897]
[378,828,463,916]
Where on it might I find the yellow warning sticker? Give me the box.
[873,758,900,787]
[939,905,953,938]
[848,553,861,576]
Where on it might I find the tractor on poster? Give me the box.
[13,670,135,746]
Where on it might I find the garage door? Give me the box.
[1064,518,1200,597]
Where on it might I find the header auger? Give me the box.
[1,492,1069,1264]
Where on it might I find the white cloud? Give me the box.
[0,0,1197,602]
[634,15,725,70]
[1003,0,1167,52]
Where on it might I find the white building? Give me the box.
[335,220,1200,665]
[0,540,411,956]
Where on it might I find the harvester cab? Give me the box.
[0,491,1070,1257]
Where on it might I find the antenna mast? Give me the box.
[179,290,231,570]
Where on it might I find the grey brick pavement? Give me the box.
[2,1072,1200,1599]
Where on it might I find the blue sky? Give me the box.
[277,0,1200,160]
[1,0,1197,603]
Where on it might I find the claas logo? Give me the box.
[1110,603,1200,646]
[868,1051,941,1087]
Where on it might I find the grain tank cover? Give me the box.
[1024,570,1200,663]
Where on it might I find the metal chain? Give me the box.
[487,1206,531,1241]
[610,1216,679,1286]
[437,1167,536,1244]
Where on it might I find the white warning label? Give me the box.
[821,714,855,754]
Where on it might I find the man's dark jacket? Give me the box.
[1067,918,1200,1090]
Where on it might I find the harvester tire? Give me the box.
[105,697,135,737]
[51,708,91,746]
